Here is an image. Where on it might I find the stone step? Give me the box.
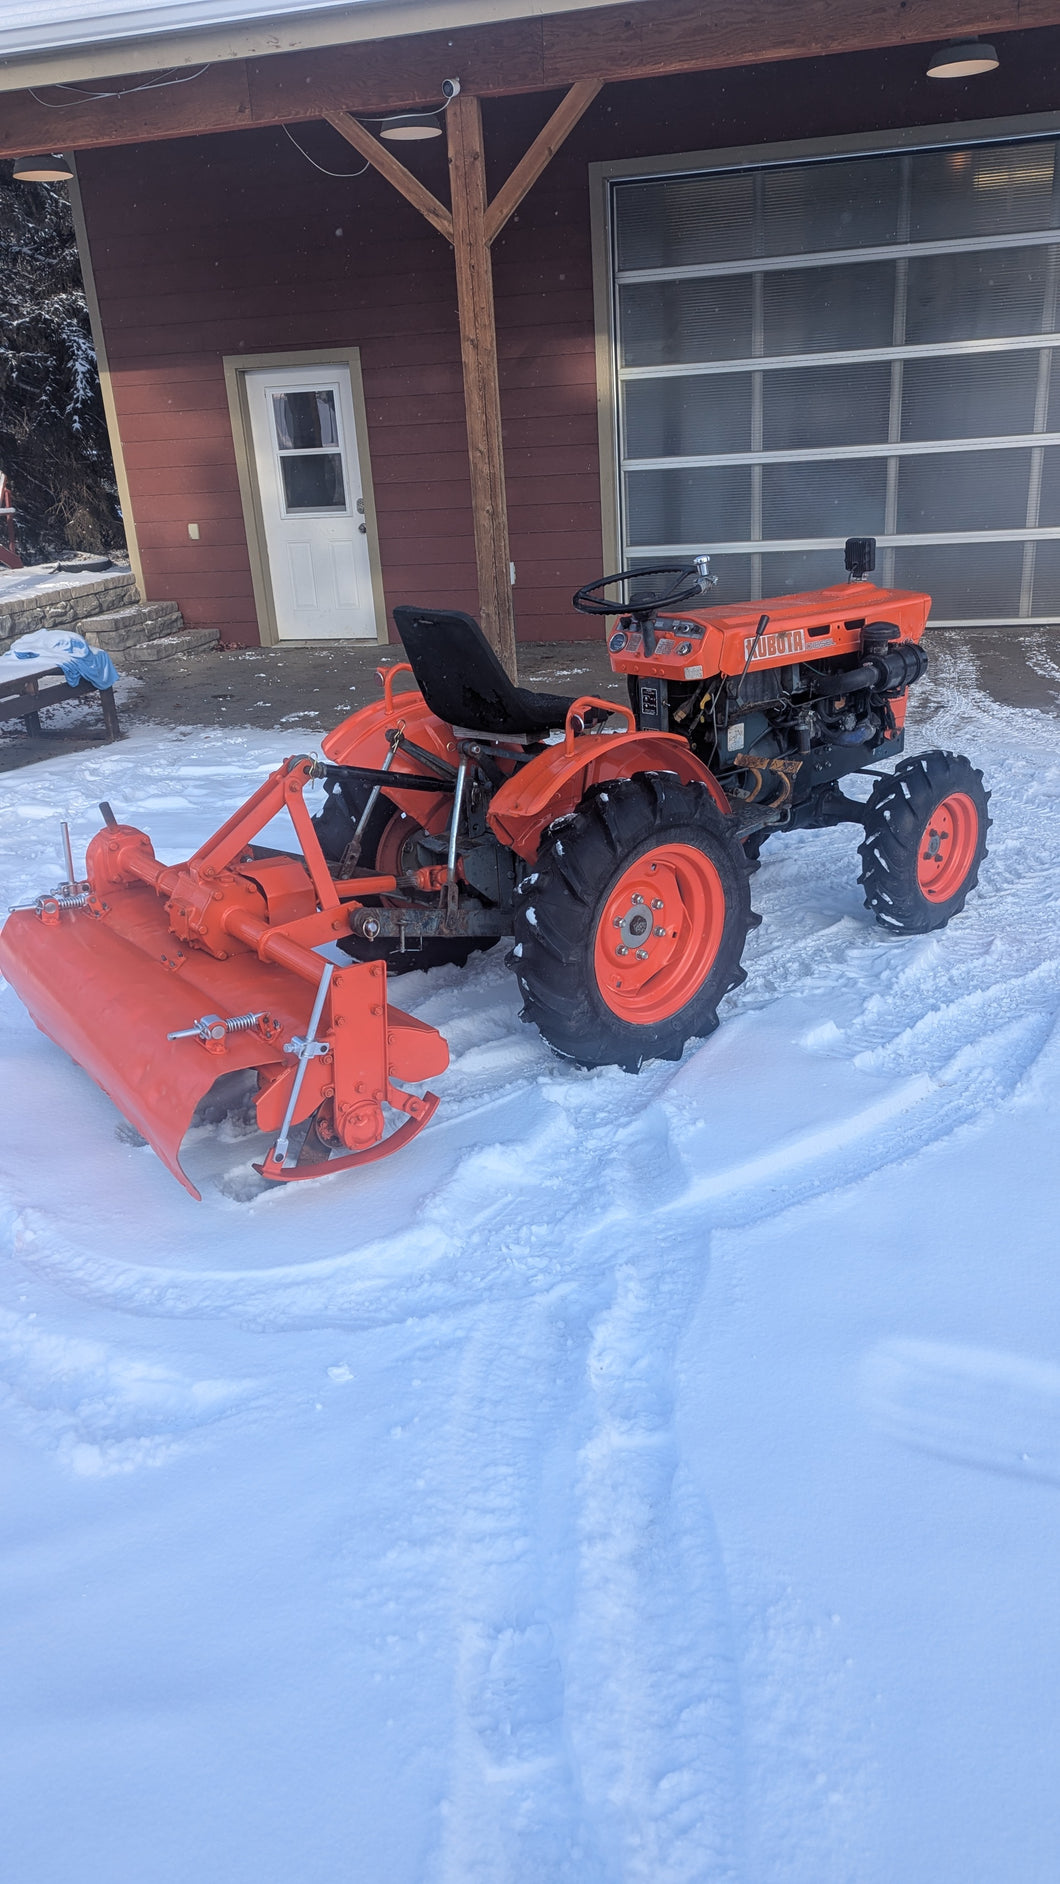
[83,603,184,653]
[123,628,221,674]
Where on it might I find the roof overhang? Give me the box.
[0,0,633,94]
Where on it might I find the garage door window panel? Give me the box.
[762,458,887,539]
[615,171,756,272]
[612,135,1060,621]
[618,278,753,367]
[900,352,1041,441]
[905,249,1053,345]
[763,362,892,451]
[1029,536,1060,612]
[623,374,751,457]
[625,466,752,548]
[894,542,1024,617]
[909,144,1059,243]
[760,156,903,256]
[896,448,1033,534]
[762,261,895,357]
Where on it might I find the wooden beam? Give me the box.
[5,0,1060,156]
[447,90,518,676]
[323,110,453,242]
[483,77,601,244]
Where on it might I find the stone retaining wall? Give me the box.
[0,572,140,653]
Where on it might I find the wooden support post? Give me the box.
[447,90,517,677]
[328,83,604,678]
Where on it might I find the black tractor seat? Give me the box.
[393,605,576,738]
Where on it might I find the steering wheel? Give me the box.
[573,563,710,618]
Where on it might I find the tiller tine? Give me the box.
[0,780,448,1197]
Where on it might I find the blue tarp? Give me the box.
[3,629,119,690]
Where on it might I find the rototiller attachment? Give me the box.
[0,764,448,1198]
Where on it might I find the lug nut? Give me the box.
[631,892,644,904]
[635,948,648,960]
[654,925,667,936]
[651,898,663,909]
[616,945,629,957]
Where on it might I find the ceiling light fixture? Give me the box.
[926,39,1000,79]
[379,112,442,142]
[13,152,74,181]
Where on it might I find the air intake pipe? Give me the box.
[812,639,927,700]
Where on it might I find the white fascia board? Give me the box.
[1,0,390,58]
[0,0,637,81]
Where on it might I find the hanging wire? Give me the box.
[27,65,210,106]
[281,125,370,178]
[358,94,454,124]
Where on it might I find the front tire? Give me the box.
[858,750,990,934]
[513,774,753,1070]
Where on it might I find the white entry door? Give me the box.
[245,363,376,640]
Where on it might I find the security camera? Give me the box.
[441,77,461,99]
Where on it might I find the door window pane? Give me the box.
[280,453,347,511]
[273,390,339,451]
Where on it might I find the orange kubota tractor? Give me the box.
[0,537,989,1196]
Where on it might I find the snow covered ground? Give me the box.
[0,658,1058,1883]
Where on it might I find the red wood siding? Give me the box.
[76,27,1060,646]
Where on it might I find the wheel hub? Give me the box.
[594,844,726,1023]
[612,892,659,952]
[916,792,979,901]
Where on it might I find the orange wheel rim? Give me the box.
[593,842,726,1024]
[915,792,979,902]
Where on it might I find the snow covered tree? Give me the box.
[0,161,125,562]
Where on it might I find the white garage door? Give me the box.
[612,134,1060,623]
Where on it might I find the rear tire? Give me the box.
[858,750,990,934]
[513,774,753,1070]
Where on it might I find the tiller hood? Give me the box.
[0,757,447,1198]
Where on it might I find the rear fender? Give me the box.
[487,731,730,862]
[321,679,456,836]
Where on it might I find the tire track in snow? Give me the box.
[0,691,1057,1880]
[565,1232,745,1884]
[433,1293,609,1884]
[0,1302,261,1474]
[423,1097,744,1884]
[863,1338,1060,1486]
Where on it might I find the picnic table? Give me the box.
[0,649,121,742]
